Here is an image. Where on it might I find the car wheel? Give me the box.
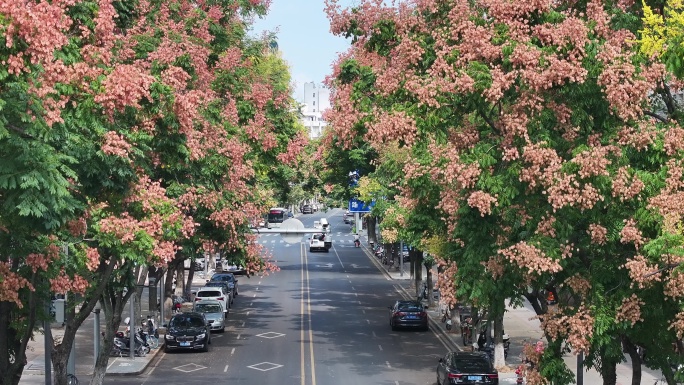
[203,342,210,352]
[220,326,225,333]
[164,345,170,353]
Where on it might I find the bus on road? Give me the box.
[266,207,288,228]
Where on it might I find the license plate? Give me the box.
[179,342,191,347]
[467,375,482,381]
[407,315,418,319]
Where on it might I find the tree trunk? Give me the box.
[426,262,435,308]
[600,358,617,385]
[89,283,134,385]
[415,258,423,301]
[366,216,376,244]
[0,300,33,385]
[620,335,642,385]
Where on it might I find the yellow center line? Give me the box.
[306,256,317,385]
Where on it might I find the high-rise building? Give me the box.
[300,82,330,139]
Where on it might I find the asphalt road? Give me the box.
[103,209,449,385]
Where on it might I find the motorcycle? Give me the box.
[354,238,360,248]
[109,331,148,357]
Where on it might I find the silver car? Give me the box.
[192,301,226,332]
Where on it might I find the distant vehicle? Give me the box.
[203,281,233,307]
[267,207,288,228]
[344,216,353,224]
[163,312,211,353]
[208,272,239,299]
[194,287,230,316]
[192,301,226,332]
[389,300,428,331]
[302,205,313,214]
[436,351,498,385]
[309,233,328,252]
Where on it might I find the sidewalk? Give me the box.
[19,273,209,385]
[369,243,663,385]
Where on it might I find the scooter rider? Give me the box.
[353,233,360,247]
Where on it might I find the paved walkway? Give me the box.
[373,246,663,385]
[20,239,663,385]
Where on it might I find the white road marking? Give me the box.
[224,365,229,372]
[378,345,383,351]
[231,348,236,355]
[386,361,392,368]
[237,334,241,340]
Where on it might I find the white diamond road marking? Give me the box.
[247,362,283,372]
[256,331,285,339]
[173,363,207,373]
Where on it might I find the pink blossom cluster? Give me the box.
[101,131,132,159]
[622,254,661,289]
[587,224,608,245]
[367,110,417,147]
[498,241,563,275]
[665,270,684,299]
[619,218,645,249]
[562,274,592,297]
[536,215,557,238]
[669,312,684,339]
[50,269,89,295]
[67,217,88,237]
[541,306,594,353]
[615,294,644,326]
[85,247,100,272]
[617,122,658,151]
[94,64,155,117]
[435,257,459,308]
[572,145,617,179]
[467,190,498,217]
[519,340,548,385]
[546,175,603,211]
[483,256,505,279]
[611,167,644,201]
[0,262,33,308]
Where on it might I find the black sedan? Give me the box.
[388,300,428,331]
[436,351,498,385]
[163,312,211,352]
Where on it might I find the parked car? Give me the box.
[208,272,239,299]
[203,281,233,307]
[192,300,226,332]
[194,286,230,316]
[344,216,353,224]
[309,233,328,252]
[163,312,211,353]
[436,351,498,385]
[388,300,428,331]
[302,204,313,214]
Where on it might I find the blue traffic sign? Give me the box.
[348,198,374,213]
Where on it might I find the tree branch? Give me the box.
[643,110,668,123]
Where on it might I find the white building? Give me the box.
[300,82,330,139]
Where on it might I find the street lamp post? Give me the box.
[93,302,101,368]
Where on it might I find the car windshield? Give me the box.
[450,357,492,372]
[197,290,221,297]
[195,304,222,313]
[170,316,204,328]
[211,274,234,283]
[397,303,423,312]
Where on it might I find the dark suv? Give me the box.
[436,351,498,385]
[301,204,312,214]
[164,312,211,353]
[208,272,239,299]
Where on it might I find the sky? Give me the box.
[250,0,358,102]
